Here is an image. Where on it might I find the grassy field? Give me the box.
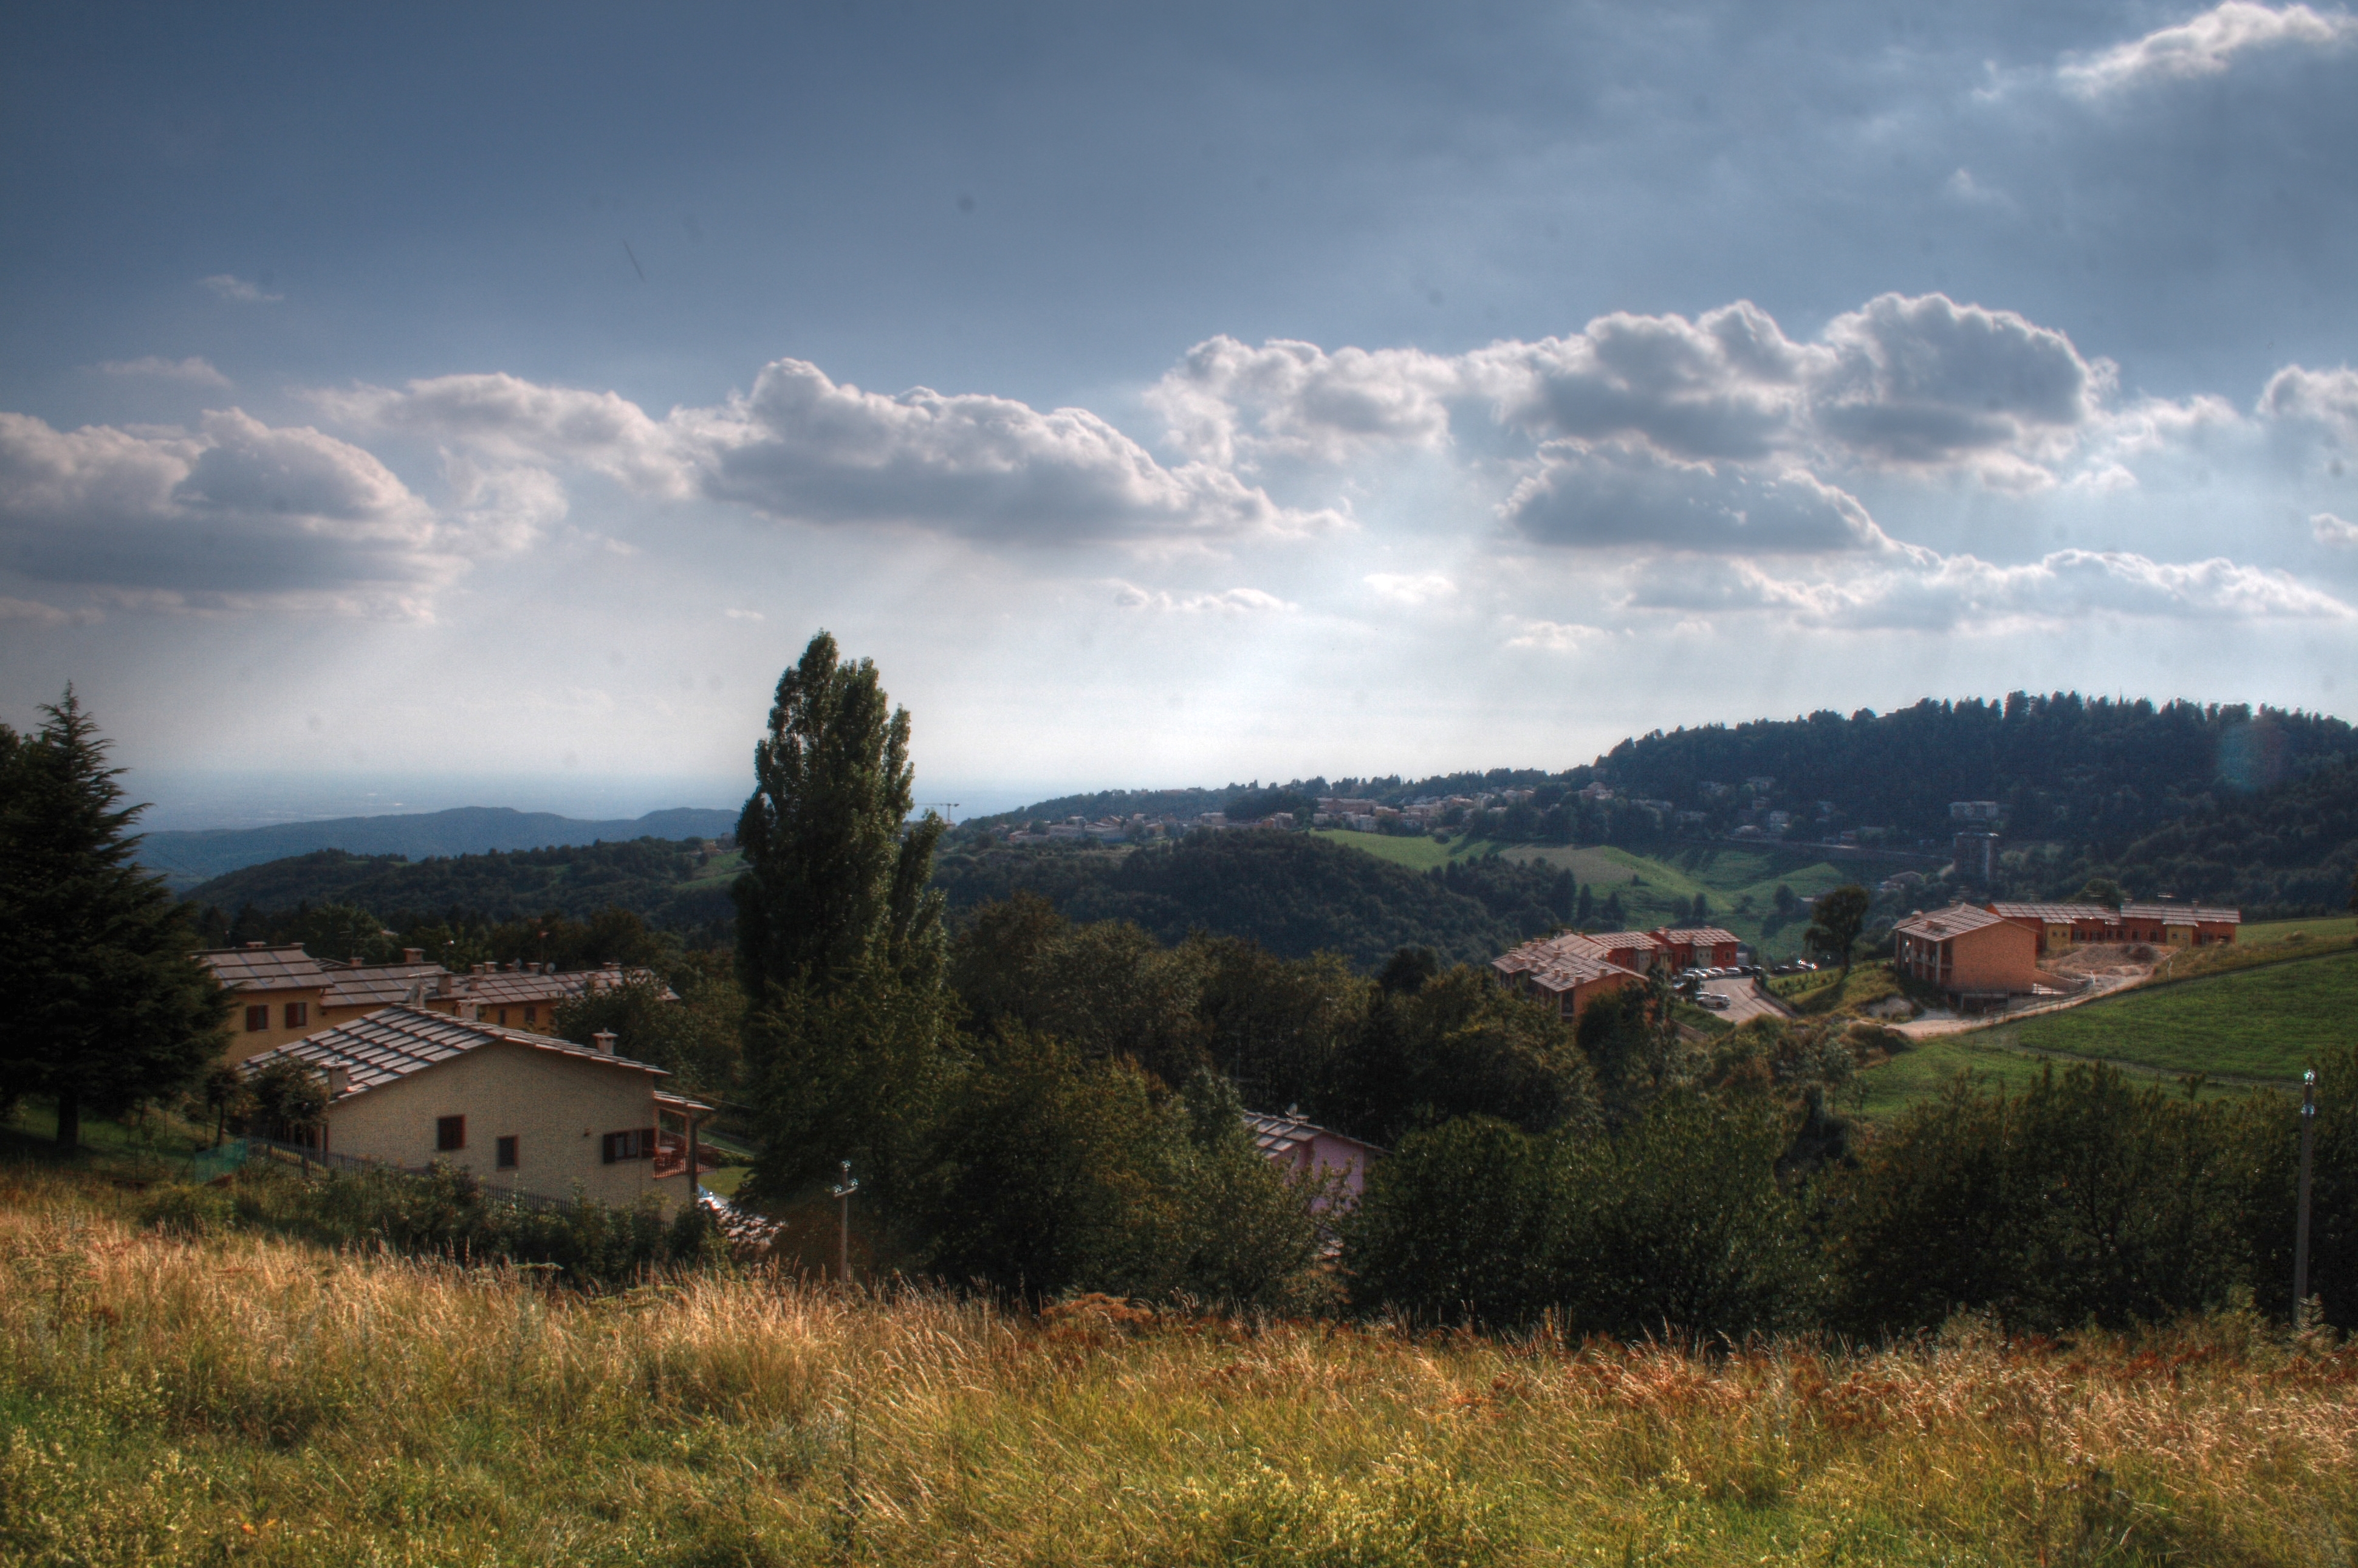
[1312,832,1911,959]
[4,1167,2353,1566]
[2242,914,2358,945]
[1986,945,2358,1083]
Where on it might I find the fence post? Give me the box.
[2295,1068,2318,1330]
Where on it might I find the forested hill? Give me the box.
[2099,755,2358,911]
[931,833,1547,970]
[182,838,738,933]
[1586,696,2356,847]
[140,805,738,891]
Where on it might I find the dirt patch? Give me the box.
[2046,942,2159,980]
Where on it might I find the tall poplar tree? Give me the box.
[0,690,228,1146]
[733,633,948,1202]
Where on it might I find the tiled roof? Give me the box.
[2122,903,2240,924]
[1491,933,1647,991]
[1988,902,2114,923]
[1894,903,2012,941]
[195,946,328,993]
[467,967,674,1006]
[320,964,448,1011]
[1241,1110,1382,1159]
[1579,931,1662,953]
[1653,926,1742,947]
[239,1005,667,1098]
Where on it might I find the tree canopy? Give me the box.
[0,690,227,1145]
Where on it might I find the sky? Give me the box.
[4,1,2357,826]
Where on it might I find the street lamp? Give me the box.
[2295,1069,2318,1330]
[831,1160,860,1285]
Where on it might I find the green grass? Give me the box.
[1314,832,1913,959]
[1987,945,2358,1083]
[2240,913,2358,945]
[1853,1036,2063,1121]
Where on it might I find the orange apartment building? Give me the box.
[1893,903,2040,1004]
[1490,922,1743,1023]
[1986,901,2240,955]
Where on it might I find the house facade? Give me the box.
[1492,933,1648,1023]
[1893,903,2040,1002]
[1985,901,2240,954]
[1242,1110,1380,1208]
[197,945,333,1063]
[1651,925,1743,970]
[239,1006,711,1211]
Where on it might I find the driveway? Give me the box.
[1698,975,1793,1026]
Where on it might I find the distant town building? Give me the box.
[1948,801,2003,823]
[1952,831,2001,883]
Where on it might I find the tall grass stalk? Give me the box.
[2,1169,2353,1566]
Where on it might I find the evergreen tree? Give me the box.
[1804,884,1871,975]
[0,690,228,1146]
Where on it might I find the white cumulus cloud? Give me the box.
[1111,581,1297,614]
[2062,2,2358,97]
[2315,512,2358,544]
[1364,572,1458,606]
[1503,442,1888,553]
[199,274,282,304]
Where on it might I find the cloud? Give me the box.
[1505,617,1609,651]
[1111,581,1297,614]
[1502,442,1888,553]
[2316,512,2358,544]
[1624,547,2352,630]
[724,607,764,620]
[2062,2,2358,97]
[329,358,1337,548]
[1149,293,2117,537]
[0,409,490,617]
[1808,293,2105,476]
[199,274,281,304]
[1364,572,1457,606]
[95,356,231,388]
[2258,364,2358,445]
[0,595,94,625]
[1146,337,1461,467]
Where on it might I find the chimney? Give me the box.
[603,960,622,973]
[436,973,458,999]
[245,940,266,949]
[592,1030,617,1056]
[403,948,424,965]
[323,1065,350,1098]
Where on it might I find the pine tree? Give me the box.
[0,690,228,1146]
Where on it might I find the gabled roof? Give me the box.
[1579,931,1662,953]
[467,966,674,1007]
[2122,903,2240,925]
[239,1005,667,1098]
[1241,1110,1382,1159]
[1491,933,1647,992]
[1894,903,2012,941]
[320,964,448,1011]
[1988,902,2114,923]
[1653,926,1741,947]
[195,945,327,992]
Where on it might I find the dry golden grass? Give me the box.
[4,1168,2356,1566]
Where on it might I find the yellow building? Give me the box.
[196,945,332,1064]
[239,1006,713,1213]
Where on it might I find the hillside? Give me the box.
[139,804,738,890]
[183,838,739,932]
[931,832,1532,969]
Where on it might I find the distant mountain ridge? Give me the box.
[139,805,739,890]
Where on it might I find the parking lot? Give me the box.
[1682,968,1798,1026]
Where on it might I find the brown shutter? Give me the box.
[641,1127,656,1161]
[601,1132,617,1164]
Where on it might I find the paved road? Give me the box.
[1891,970,2145,1039]
[1698,975,1794,1026]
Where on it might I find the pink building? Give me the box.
[1242,1110,1381,1208]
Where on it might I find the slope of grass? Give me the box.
[1991,945,2358,1083]
[3,1170,2353,1566]
[1852,1036,2062,1121]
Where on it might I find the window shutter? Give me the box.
[601,1132,617,1164]
[642,1127,656,1161]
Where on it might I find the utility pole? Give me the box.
[2295,1068,2318,1330]
[831,1160,860,1284]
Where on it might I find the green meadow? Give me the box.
[1312,830,1916,958]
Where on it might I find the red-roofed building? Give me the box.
[1650,926,1742,970]
[1492,933,1648,1023]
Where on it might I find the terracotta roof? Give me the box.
[320,964,449,1011]
[2122,903,2240,924]
[1491,933,1647,992]
[1894,903,2012,941]
[239,1005,667,1098]
[1653,926,1742,947]
[1578,931,1662,953]
[1988,902,2114,923]
[1241,1110,1382,1159]
[467,967,674,1006]
[194,945,328,993]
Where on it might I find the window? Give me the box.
[523,1005,536,1024]
[284,1001,308,1029]
[245,1004,270,1032]
[495,1135,519,1169]
[600,1127,655,1163]
[436,1115,465,1152]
